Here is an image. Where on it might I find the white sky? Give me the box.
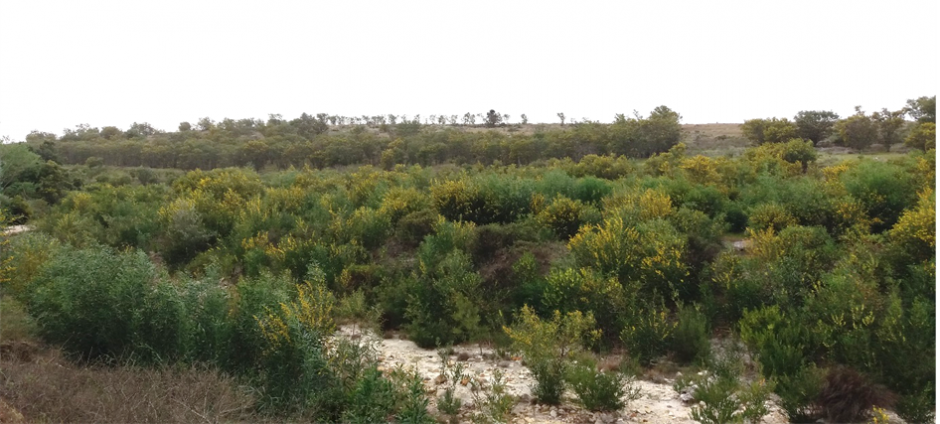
[1,0,936,140]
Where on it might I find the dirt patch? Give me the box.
[338,326,788,424]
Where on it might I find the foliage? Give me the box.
[686,339,775,424]
[569,213,687,298]
[904,122,936,151]
[835,109,880,150]
[536,195,599,239]
[566,361,640,412]
[670,303,711,365]
[793,110,840,144]
[504,305,600,404]
[741,117,798,144]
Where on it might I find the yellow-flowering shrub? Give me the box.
[256,277,336,355]
[680,155,721,186]
[602,188,674,222]
[889,187,935,261]
[536,196,599,239]
[748,202,797,232]
[568,216,686,296]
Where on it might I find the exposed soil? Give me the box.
[338,325,789,424]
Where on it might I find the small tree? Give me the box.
[905,95,936,123]
[834,107,879,150]
[557,113,566,126]
[484,109,503,128]
[741,117,798,144]
[793,111,839,144]
[520,114,528,125]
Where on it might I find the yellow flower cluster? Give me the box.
[257,280,336,355]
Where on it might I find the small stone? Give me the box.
[524,418,534,423]
[434,374,447,385]
[460,377,469,386]
[550,410,557,418]
[498,361,511,368]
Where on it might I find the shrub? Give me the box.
[25,248,158,361]
[816,366,894,424]
[895,385,935,424]
[841,160,916,233]
[566,361,640,412]
[687,339,774,424]
[396,209,438,248]
[569,216,687,298]
[620,299,676,366]
[536,196,599,239]
[504,305,600,404]
[748,202,796,232]
[540,267,628,344]
[670,303,711,365]
[405,251,485,348]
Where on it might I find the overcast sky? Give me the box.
[1,0,936,140]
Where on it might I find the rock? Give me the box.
[680,392,695,403]
[550,410,557,418]
[524,418,534,423]
[498,360,511,368]
[434,374,447,385]
[460,377,469,386]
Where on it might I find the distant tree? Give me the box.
[834,107,879,150]
[178,121,192,132]
[609,106,683,157]
[741,117,797,144]
[437,115,447,125]
[520,114,528,125]
[267,114,284,126]
[905,95,936,123]
[100,126,123,140]
[291,113,329,139]
[449,115,458,125]
[463,113,474,126]
[557,113,566,126]
[125,122,158,138]
[25,131,57,144]
[905,122,936,151]
[484,110,503,128]
[503,113,510,124]
[793,110,840,144]
[197,117,216,131]
[35,140,59,162]
[872,108,906,148]
[388,114,398,125]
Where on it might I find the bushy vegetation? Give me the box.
[1,98,934,421]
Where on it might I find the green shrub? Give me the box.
[687,339,774,424]
[396,209,438,247]
[504,305,600,404]
[841,160,916,233]
[620,299,676,366]
[405,251,485,348]
[670,303,711,365]
[26,247,158,360]
[566,361,639,412]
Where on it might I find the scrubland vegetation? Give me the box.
[0,97,935,423]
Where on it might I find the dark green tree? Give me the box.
[793,111,840,144]
[905,95,936,123]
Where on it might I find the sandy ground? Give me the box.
[1,225,31,236]
[337,325,788,424]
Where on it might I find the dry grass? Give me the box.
[0,347,262,424]
[680,123,752,156]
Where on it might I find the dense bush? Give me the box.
[4,119,935,419]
